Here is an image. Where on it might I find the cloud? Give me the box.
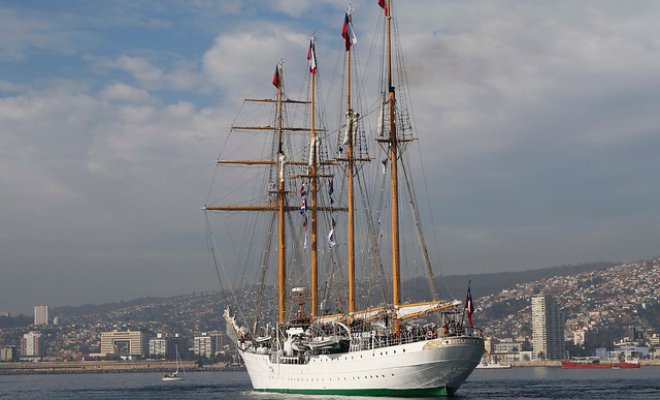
[0,7,79,61]
[4,0,660,312]
[100,82,154,103]
[202,24,309,99]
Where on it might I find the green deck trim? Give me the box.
[256,386,454,397]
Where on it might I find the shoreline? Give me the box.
[0,360,244,375]
[505,360,660,368]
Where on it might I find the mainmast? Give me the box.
[385,0,401,332]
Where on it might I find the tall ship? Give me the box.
[203,0,485,396]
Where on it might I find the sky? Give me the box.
[2,0,660,315]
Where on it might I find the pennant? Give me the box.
[328,179,334,205]
[378,0,389,16]
[328,217,337,248]
[342,13,358,51]
[307,39,317,75]
[300,199,307,214]
[272,65,280,88]
[300,183,306,197]
[465,284,475,328]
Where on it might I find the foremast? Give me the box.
[205,63,291,326]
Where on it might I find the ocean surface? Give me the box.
[1,368,659,400]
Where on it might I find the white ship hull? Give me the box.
[239,335,484,397]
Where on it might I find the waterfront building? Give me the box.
[34,305,49,326]
[149,333,182,359]
[100,331,146,358]
[20,332,42,360]
[0,346,16,362]
[193,334,214,358]
[193,332,223,359]
[149,334,169,358]
[649,333,659,347]
[532,295,565,360]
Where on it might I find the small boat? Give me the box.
[161,344,186,381]
[161,371,184,382]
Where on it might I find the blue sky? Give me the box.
[2,0,660,314]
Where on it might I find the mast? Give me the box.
[204,63,288,326]
[386,0,401,333]
[276,63,287,325]
[345,9,356,314]
[308,37,319,317]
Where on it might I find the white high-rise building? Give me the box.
[532,295,565,360]
[20,332,42,359]
[193,331,222,358]
[34,305,49,326]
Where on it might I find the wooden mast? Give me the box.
[276,63,287,325]
[309,37,319,318]
[345,10,356,314]
[204,64,288,325]
[205,63,347,326]
[386,0,402,333]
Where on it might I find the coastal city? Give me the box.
[1,257,658,371]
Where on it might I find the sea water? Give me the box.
[0,368,659,399]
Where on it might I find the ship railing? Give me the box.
[349,330,470,352]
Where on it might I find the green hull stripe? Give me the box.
[257,386,453,397]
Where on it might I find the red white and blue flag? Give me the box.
[307,39,317,75]
[342,13,357,51]
[465,283,475,328]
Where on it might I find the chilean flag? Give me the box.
[272,65,280,88]
[378,0,389,16]
[465,284,475,328]
[342,13,357,51]
[307,39,317,75]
